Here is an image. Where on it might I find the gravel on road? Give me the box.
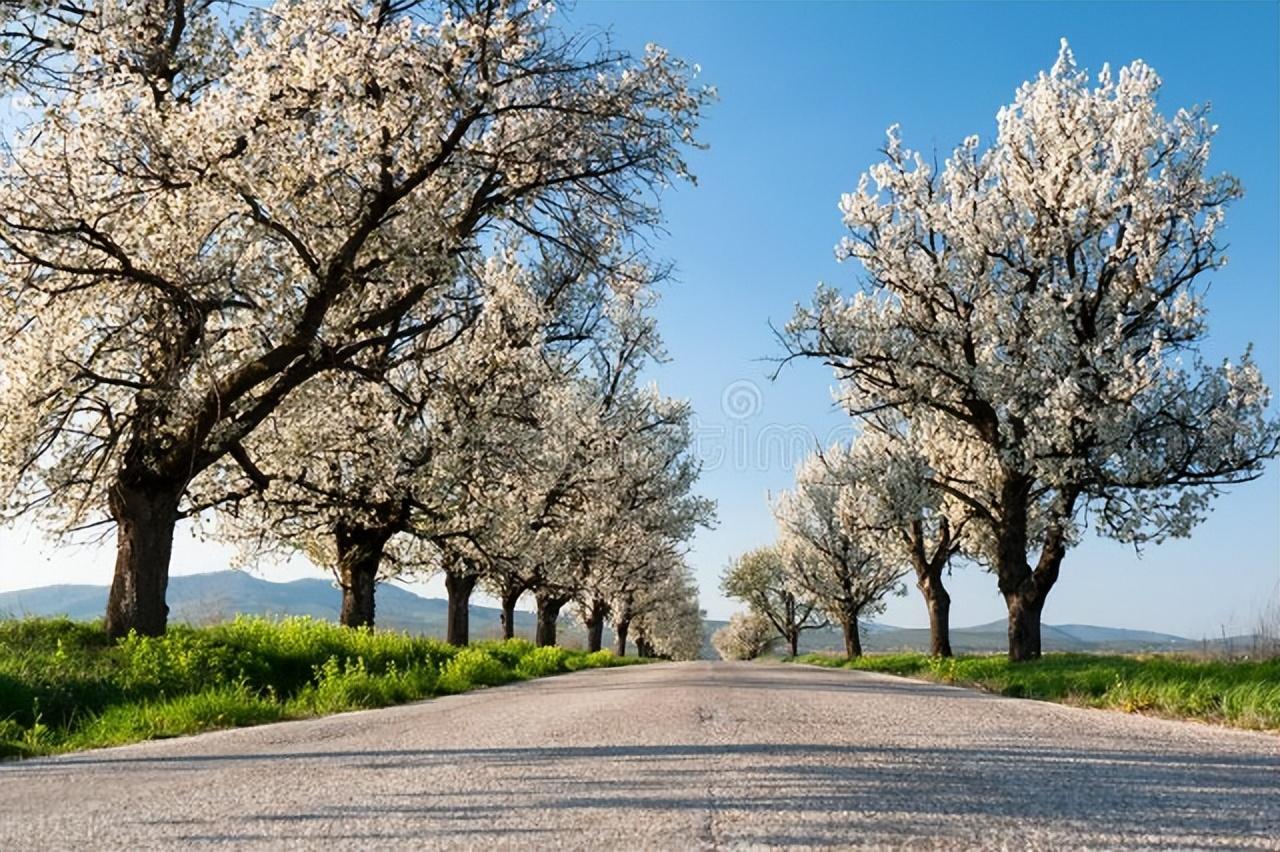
[1,660,1277,850]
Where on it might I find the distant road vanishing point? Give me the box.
[2,662,1278,849]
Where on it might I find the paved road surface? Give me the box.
[1,661,1278,849]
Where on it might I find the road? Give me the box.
[1,661,1278,849]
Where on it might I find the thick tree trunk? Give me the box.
[586,615,604,653]
[444,570,478,647]
[909,520,954,658]
[839,615,863,658]
[500,586,524,640]
[613,615,631,656]
[993,473,1044,662]
[583,598,609,653]
[787,630,800,658]
[995,487,1069,662]
[634,632,654,658]
[534,592,568,647]
[1004,591,1044,662]
[338,561,377,629]
[334,524,392,629]
[104,476,183,638]
[919,574,952,658]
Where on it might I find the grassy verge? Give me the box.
[790,652,1280,731]
[0,616,643,758]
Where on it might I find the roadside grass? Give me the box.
[790,652,1280,731]
[0,616,644,758]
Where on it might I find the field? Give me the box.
[791,652,1280,731]
[0,616,641,758]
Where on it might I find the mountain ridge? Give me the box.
[0,570,1227,656]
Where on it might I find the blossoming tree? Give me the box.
[786,41,1278,660]
[721,545,826,658]
[773,445,908,658]
[0,0,709,636]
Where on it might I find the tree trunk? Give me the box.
[584,598,609,653]
[104,476,183,638]
[500,586,524,640]
[444,570,478,647]
[587,618,603,653]
[1004,590,1044,662]
[613,615,631,656]
[787,630,799,658]
[338,561,377,629]
[534,592,568,647]
[993,473,1043,662]
[840,614,863,658]
[334,524,391,629]
[919,574,952,658]
[1004,525,1068,662]
[909,520,955,658]
[635,632,654,658]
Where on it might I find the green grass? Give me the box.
[789,652,1280,731]
[0,616,645,758]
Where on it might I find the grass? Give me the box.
[789,652,1280,731]
[0,616,644,758]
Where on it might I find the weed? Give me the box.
[0,617,641,757]
[790,652,1280,730]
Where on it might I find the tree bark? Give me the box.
[996,491,1068,662]
[499,585,524,640]
[583,598,609,653]
[613,614,631,657]
[787,629,799,658]
[334,523,392,629]
[993,473,1043,662]
[909,519,954,658]
[444,570,479,647]
[104,475,183,638]
[634,632,654,658]
[839,614,863,658]
[917,572,952,658]
[534,591,568,647]
[1004,590,1044,662]
[338,561,377,629]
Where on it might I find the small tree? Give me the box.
[712,611,775,661]
[632,565,704,661]
[721,545,826,657]
[774,447,907,658]
[835,425,967,657]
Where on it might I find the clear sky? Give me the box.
[1,1,1277,639]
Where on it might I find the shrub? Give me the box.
[437,647,515,694]
[471,638,536,669]
[567,649,616,671]
[516,646,571,678]
[288,656,439,715]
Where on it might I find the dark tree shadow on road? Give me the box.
[12,741,1279,846]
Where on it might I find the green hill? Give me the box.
[1,570,1228,656]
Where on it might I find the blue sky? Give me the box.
[562,0,1280,638]
[2,1,1277,638]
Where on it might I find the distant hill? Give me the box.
[0,571,539,642]
[0,570,1237,656]
[702,617,1213,656]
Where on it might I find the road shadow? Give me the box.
[13,741,1279,846]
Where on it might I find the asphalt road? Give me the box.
[1,661,1278,849]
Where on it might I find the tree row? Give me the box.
[0,0,714,651]
[728,41,1277,662]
